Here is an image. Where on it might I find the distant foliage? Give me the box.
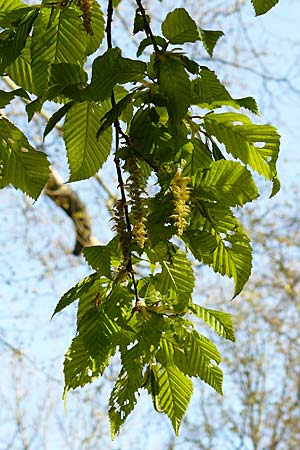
[0,0,280,438]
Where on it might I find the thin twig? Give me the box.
[136,0,159,54]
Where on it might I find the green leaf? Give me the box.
[83,244,113,278]
[109,365,143,439]
[158,53,191,120]
[31,8,87,95]
[7,37,34,93]
[204,112,280,181]
[0,117,50,199]
[183,229,218,255]
[64,101,112,181]
[0,1,30,27]
[198,29,224,57]
[0,9,38,74]
[0,87,29,108]
[191,67,259,113]
[155,364,193,434]
[194,204,252,297]
[43,102,74,140]
[193,160,259,207]
[85,0,105,56]
[162,8,199,44]
[97,91,136,138]
[189,304,235,341]
[182,138,213,175]
[250,0,279,16]
[182,330,223,393]
[152,246,195,312]
[86,48,146,101]
[52,272,100,317]
[136,35,167,57]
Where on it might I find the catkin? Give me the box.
[170,171,191,236]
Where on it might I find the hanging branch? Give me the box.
[106,0,140,307]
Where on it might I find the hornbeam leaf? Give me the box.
[189,304,235,341]
[152,246,195,312]
[109,365,144,439]
[155,364,193,435]
[43,101,74,140]
[64,101,112,181]
[204,112,280,181]
[137,35,167,57]
[0,87,29,108]
[198,204,252,297]
[250,0,279,16]
[162,8,199,44]
[198,29,224,57]
[7,37,34,93]
[31,8,87,94]
[86,48,146,101]
[52,272,100,316]
[158,53,191,120]
[193,160,259,207]
[0,117,50,199]
[85,0,105,56]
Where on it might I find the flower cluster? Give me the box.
[112,199,131,265]
[125,154,148,249]
[170,171,191,236]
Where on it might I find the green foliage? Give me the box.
[0,0,282,438]
[251,0,279,16]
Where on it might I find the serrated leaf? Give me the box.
[97,91,136,138]
[64,101,112,181]
[7,37,34,93]
[192,67,258,113]
[182,138,213,176]
[0,9,38,74]
[0,117,50,199]
[250,0,279,16]
[86,48,146,101]
[0,87,29,108]
[152,246,194,312]
[158,53,191,120]
[43,102,74,140]
[183,229,218,255]
[155,364,193,434]
[189,304,235,341]
[109,365,143,439]
[31,8,87,94]
[52,272,99,317]
[136,35,167,57]
[162,8,199,44]
[83,245,113,278]
[84,0,105,55]
[204,112,280,181]
[197,204,252,297]
[193,160,259,207]
[198,29,224,57]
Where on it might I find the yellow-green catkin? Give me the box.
[170,171,191,236]
[125,154,148,249]
[113,199,131,264]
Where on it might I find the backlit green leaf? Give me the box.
[64,101,112,181]
[0,116,50,199]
